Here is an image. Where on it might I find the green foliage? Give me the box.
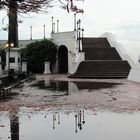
[20,39,57,73]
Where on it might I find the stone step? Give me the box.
[77,70,130,74]
[82,38,111,48]
[69,60,131,79]
[69,74,128,79]
[70,37,131,79]
[83,48,122,60]
[78,60,130,68]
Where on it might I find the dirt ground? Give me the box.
[0,74,140,112]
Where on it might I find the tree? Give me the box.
[0,0,84,47]
[0,48,6,70]
[20,39,57,73]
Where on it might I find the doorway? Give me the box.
[58,45,68,73]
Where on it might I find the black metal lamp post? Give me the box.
[30,26,32,40]
[57,20,59,33]
[43,24,46,39]
[82,28,84,39]
[51,16,54,33]
[78,19,81,52]
[74,13,76,31]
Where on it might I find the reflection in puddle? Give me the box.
[31,80,68,91]
[10,111,19,140]
[31,80,121,93]
[73,81,121,91]
[1,108,140,140]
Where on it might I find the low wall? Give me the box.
[101,32,140,83]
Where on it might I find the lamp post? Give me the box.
[30,26,32,40]
[78,19,81,52]
[51,16,54,33]
[5,42,14,74]
[74,13,76,31]
[43,24,46,39]
[57,20,59,33]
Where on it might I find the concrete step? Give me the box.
[82,38,111,48]
[84,48,122,60]
[69,60,131,79]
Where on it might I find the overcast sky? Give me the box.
[0,0,140,61]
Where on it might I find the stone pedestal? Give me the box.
[22,62,27,72]
[44,62,51,74]
[5,48,21,71]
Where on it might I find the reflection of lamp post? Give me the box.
[5,42,14,74]
[10,111,19,140]
[75,115,78,133]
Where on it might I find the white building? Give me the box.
[0,31,140,83]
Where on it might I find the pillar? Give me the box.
[22,62,27,72]
[44,62,51,74]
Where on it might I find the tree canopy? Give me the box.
[0,0,84,14]
[20,39,57,73]
[0,0,83,48]
[0,48,6,70]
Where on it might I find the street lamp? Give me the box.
[43,24,46,39]
[5,42,14,74]
[51,16,54,33]
[78,19,81,52]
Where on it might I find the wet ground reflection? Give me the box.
[1,108,140,140]
[31,80,68,91]
[31,80,121,92]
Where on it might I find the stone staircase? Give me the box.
[69,38,131,78]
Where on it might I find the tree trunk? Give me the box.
[8,1,18,48]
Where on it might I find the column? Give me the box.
[44,62,51,74]
[22,62,27,72]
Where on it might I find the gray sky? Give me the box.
[0,0,140,61]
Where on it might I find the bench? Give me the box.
[0,79,13,98]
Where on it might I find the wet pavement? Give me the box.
[1,74,140,140]
[1,108,140,140]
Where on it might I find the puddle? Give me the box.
[31,80,68,91]
[1,76,139,140]
[0,108,140,140]
[31,80,121,92]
